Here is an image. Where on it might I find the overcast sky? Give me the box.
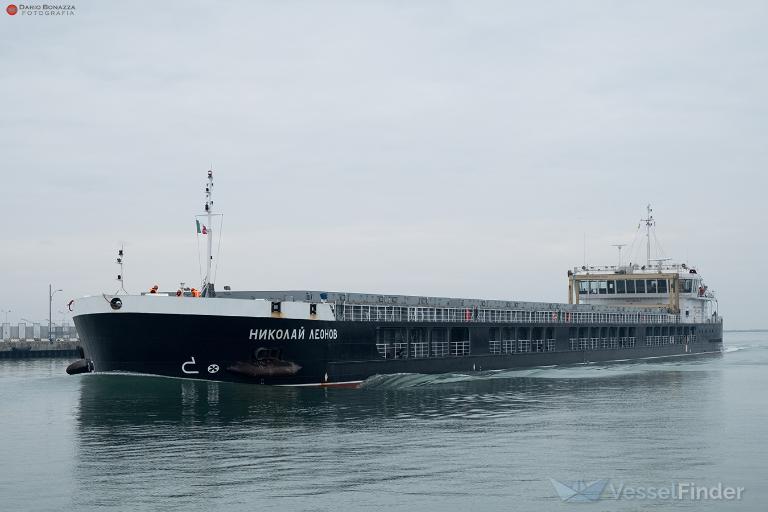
[2,1,766,328]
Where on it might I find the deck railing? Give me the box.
[335,304,709,325]
[489,338,557,354]
[569,337,637,350]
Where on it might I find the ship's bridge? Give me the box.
[568,263,718,323]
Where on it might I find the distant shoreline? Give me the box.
[725,329,768,333]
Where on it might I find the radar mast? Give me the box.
[640,204,655,267]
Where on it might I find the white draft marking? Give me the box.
[182,356,199,374]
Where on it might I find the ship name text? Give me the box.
[249,327,338,341]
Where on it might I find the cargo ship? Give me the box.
[68,172,723,386]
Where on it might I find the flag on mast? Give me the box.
[196,219,201,233]
[196,220,208,235]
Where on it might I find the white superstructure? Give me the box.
[567,206,719,324]
[568,263,717,323]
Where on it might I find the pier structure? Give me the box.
[0,322,78,342]
[0,322,80,359]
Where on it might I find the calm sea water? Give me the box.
[1,332,766,512]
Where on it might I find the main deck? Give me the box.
[216,289,720,325]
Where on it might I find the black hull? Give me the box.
[73,313,723,386]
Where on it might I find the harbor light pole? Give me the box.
[1,309,9,324]
[49,285,62,343]
[612,244,626,268]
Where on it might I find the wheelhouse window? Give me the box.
[607,280,616,294]
[681,279,693,293]
[625,280,635,293]
[646,279,658,293]
[590,281,599,295]
[579,281,589,295]
[636,280,646,293]
[616,280,626,293]
[658,280,668,293]
[598,281,608,294]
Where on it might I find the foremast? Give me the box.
[203,170,215,296]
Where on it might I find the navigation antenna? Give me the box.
[640,204,655,267]
[612,244,626,268]
[115,245,127,294]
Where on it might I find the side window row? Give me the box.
[578,278,698,295]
